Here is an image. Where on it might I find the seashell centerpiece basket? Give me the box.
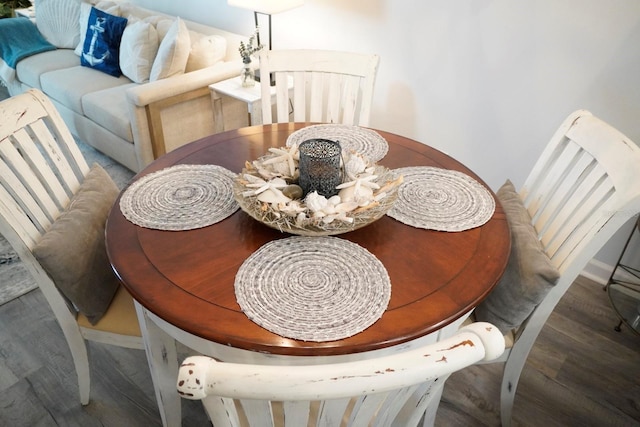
[233,139,403,236]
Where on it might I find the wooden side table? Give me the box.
[209,76,292,133]
[604,216,640,336]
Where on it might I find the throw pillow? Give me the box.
[473,179,560,335]
[149,17,190,81]
[119,20,159,83]
[185,32,227,72]
[35,0,82,49]
[154,18,174,41]
[74,1,120,56]
[80,6,128,77]
[33,163,121,325]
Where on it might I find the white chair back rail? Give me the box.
[258,49,379,127]
[177,322,505,427]
[493,109,640,426]
[0,89,143,406]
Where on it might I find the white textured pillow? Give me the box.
[119,20,159,83]
[36,0,82,49]
[74,1,120,56]
[154,19,174,41]
[185,32,227,72]
[149,18,190,81]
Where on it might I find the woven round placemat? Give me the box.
[286,124,389,162]
[120,164,238,231]
[235,236,391,342]
[387,166,495,232]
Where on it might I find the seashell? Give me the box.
[36,0,82,49]
[282,184,303,200]
[335,201,359,213]
[338,185,374,206]
[305,191,329,213]
[257,189,291,204]
[344,154,367,179]
[278,200,306,216]
[328,195,341,205]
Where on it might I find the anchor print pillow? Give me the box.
[80,7,128,77]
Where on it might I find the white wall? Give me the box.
[132,0,640,275]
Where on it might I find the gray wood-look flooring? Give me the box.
[0,276,638,426]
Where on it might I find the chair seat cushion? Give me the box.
[33,163,121,325]
[474,179,560,335]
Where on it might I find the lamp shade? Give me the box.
[228,0,304,15]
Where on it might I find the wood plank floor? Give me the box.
[0,276,638,426]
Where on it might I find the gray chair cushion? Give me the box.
[474,179,560,335]
[33,164,120,325]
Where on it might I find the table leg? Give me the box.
[210,90,225,134]
[135,302,182,427]
[249,99,263,126]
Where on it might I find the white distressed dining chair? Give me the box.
[0,88,143,405]
[177,322,505,427]
[472,109,640,426]
[258,49,380,126]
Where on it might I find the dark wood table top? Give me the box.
[106,123,510,357]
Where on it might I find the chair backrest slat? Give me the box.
[178,322,505,426]
[259,49,379,127]
[492,109,640,426]
[521,112,639,274]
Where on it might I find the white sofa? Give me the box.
[3,0,248,171]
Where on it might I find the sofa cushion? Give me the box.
[16,49,80,89]
[149,18,190,81]
[80,7,128,77]
[119,20,159,83]
[35,0,82,49]
[75,1,121,56]
[82,83,136,142]
[185,32,227,72]
[33,163,121,325]
[473,179,560,335]
[41,65,131,114]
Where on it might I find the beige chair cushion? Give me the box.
[473,179,560,335]
[33,164,120,325]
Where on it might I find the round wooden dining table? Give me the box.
[106,123,510,426]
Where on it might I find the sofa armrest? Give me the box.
[126,60,241,107]
[126,60,244,169]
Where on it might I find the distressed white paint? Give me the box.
[177,322,505,426]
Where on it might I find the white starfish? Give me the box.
[261,145,299,177]
[335,172,380,191]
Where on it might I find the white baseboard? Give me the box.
[581,259,614,286]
